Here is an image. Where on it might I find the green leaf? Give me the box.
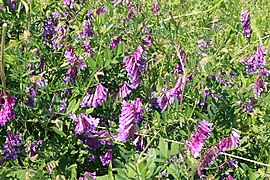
[88,58,96,72]
[170,142,180,156]
[67,99,77,114]
[51,127,67,137]
[248,169,260,180]
[104,47,112,60]
[159,137,168,159]
[72,100,81,114]
[108,161,114,180]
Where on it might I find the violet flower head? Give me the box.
[26,140,42,157]
[65,46,76,64]
[186,121,213,158]
[110,37,121,50]
[79,171,96,180]
[100,149,113,166]
[81,20,94,38]
[253,77,268,99]
[24,87,37,107]
[64,64,78,85]
[153,2,160,15]
[82,40,93,55]
[118,81,132,99]
[2,131,22,160]
[124,45,145,84]
[69,113,99,135]
[62,0,75,8]
[197,146,218,177]
[133,135,145,151]
[96,6,106,16]
[217,128,241,152]
[81,137,100,150]
[0,92,17,127]
[241,11,251,38]
[42,19,55,39]
[143,35,153,46]
[117,98,144,142]
[52,23,66,50]
[80,83,108,107]
[243,45,267,74]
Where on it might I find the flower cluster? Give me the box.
[197,129,241,177]
[100,149,113,166]
[80,83,109,107]
[155,76,185,112]
[197,146,218,177]
[117,98,144,142]
[217,128,241,152]
[243,45,267,74]
[124,45,145,86]
[1,131,22,160]
[153,1,160,15]
[0,92,17,126]
[68,113,99,135]
[241,11,251,38]
[174,47,187,75]
[186,121,213,158]
[243,45,269,98]
[26,140,42,157]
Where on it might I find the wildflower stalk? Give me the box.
[220,152,270,168]
[0,23,7,93]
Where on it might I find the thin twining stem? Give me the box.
[220,152,270,168]
[1,23,7,91]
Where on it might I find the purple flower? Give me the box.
[0,92,17,127]
[133,135,145,151]
[53,11,60,20]
[96,6,106,15]
[230,71,236,77]
[156,76,185,112]
[65,46,76,64]
[52,23,66,50]
[24,87,37,107]
[124,45,145,85]
[217,128,241,152]
[110,37,121,50]
[117,98,144,142]
[69,113,99,135]
[253,77,268,98]
[81,20,94,38]
[100,149,113,166]
[80,83,108,107]
[79,171,96,180]
[197,146,218,177]
[143,35,153,46]
[81,137,100,150]
[1,131,22,160]
[26,140,42,157]
[241,11,251,38]
[225,175,235,180]
[174,47,186,75]
[186,121,213,158]
[87,10,94,19]
[82,40,93,55]
[64,64,78,85]
[243,45,267,74]
[62,0,75,8]
[118,81,132,99]
[153,2,160,15]
[42,19,55,39]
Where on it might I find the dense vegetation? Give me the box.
[0,0,270,179]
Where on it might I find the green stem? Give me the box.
[1,23,7,93]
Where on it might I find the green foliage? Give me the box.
[0,0,270,179]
